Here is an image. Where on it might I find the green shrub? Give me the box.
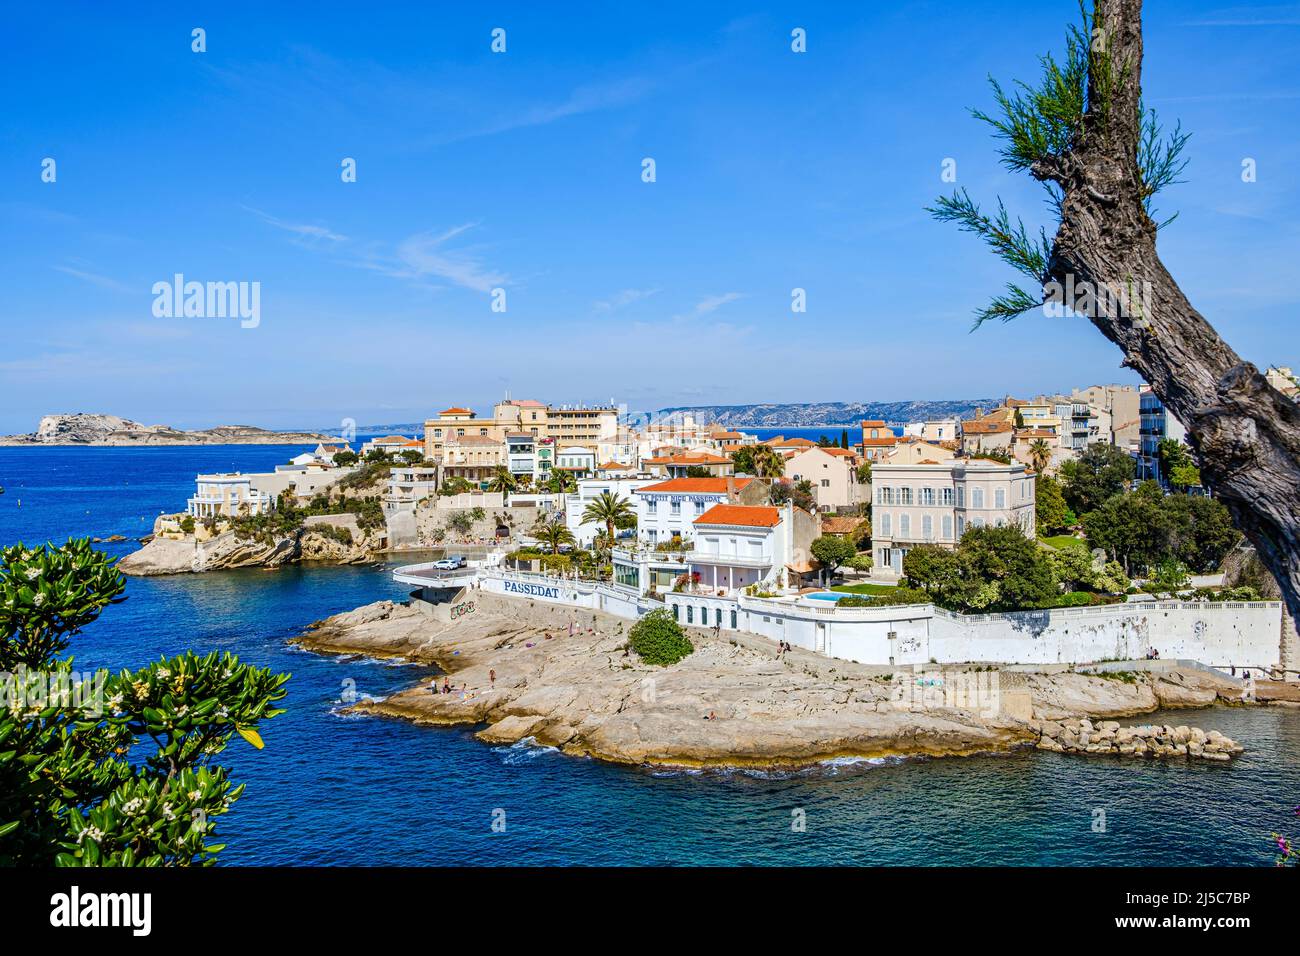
[179,516,195,534]
[628,608,693,666]
[863,586,933,607]
[539,554,572,574]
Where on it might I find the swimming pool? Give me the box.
[806,592,853,601]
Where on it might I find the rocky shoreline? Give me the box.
[1036,718,1243,760]
[0,412,332,446]
[291,591,1259,770]
[119,523,379,575]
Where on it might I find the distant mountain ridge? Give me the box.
[654,399,998,428]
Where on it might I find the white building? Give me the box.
[506,432,538,479]
[564,476,657,546]
[902,418,961,443]
[872,459,1036,576]
[689,502,793,595]
[187,474,276,518]
[384,466,440,516]
[555,445,597,478]
[360,435,422,457]
[633,477,755,547]
[313,442,352,462]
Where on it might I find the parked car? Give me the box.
[432,555,467,571]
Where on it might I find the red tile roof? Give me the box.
[962,420,1013,434]
[637,477,753,494]
[694,504,781,528]
[440,407,473,415]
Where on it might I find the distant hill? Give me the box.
[0,413,334,446]
[654,399,997,428]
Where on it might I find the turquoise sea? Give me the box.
[1,443,1297,865]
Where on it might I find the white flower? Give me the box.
[188,790,201,801]
[32,593,46,607]
[24,568,40,581]
[78,825,104,844]
[156,667,170,678]
[122,798,144,815]
[162,804,176,821]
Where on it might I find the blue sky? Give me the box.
[1,1,1297,432]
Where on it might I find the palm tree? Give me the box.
[752,444,785,478]
[532,518,575,554]
[487,466,518,502]
[546,470,577,494]
[1028,439,1052,474]
[582,490,634,553]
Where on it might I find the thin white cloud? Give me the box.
[450,75,659,143]
[243,206,505,293]
[366,225,507,293]
[52,265,132,293]
[692,292,745,315]
[243,205,347,244]
[594,288,661,311]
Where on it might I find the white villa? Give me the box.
[633,476,756,547]
[187,473,277,518]
[689,502,795,594]
[871,459,1036,576]
[384,466,440,516]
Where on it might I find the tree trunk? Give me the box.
[1039,0,1300,632]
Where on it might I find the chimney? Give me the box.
[726,475,737,500]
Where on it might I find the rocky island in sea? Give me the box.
[0,412,333,446]
[292,591,1257,769]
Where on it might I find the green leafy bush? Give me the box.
[628,608,693,666]
[0,540,288,866]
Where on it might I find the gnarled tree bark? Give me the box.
[1037,0,1300,655]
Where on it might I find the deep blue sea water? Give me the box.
[2,443,1298,865]
[750,426,901,444]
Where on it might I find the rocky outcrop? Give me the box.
[290,592,1242,770]
[1035,718,1243,761]
[0,413,332,446]
[118,525,375,575]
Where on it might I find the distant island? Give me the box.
[654,398,999,428]
[0,413,334,447]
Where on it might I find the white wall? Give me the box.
[443,570,1284,671]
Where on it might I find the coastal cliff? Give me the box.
[119,520,377,575]
[0,413,333,446]
[292,592,1253,769]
